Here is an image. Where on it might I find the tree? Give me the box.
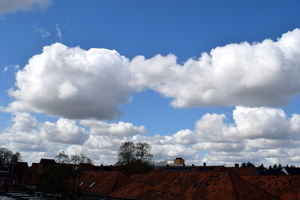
[256,164,266,172]
[241,161,255,168]
[0,148,22,167]
[115,142,153,176]
[36,163,76,199]
[36,152,92,199]
[55,151,92,165]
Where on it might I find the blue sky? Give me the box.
[1,0,300,166]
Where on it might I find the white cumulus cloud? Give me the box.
[80,120,146,136]
[40,118,89,144]
[173,106,300,166]
[7,43,132,120]
[129,29,300,108]
[5,29,300,121]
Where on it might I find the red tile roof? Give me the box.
[108,171,278,200]
[242,175,300,200]
[78,171,132,197]
[224,167,260,176]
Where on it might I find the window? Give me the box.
[89,182,96,188]
[79,181,85,186]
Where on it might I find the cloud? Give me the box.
[172,106,300,166]
[173,106,298,145]
[129,28,300,108]
[0,0,52,14]
[0,113,154,165]
[56,24,62,39]
[0,113,47,151]
[3,65,19,72]
[0,113,89,153]
[7,43,132,120]
[80,120,146,136]
[33,25,50,37]
[3,107,300,166]
[40,119,89,144]
[4,29,300,167]
[5,29,300,121]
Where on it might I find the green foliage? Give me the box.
[115,142,153,176]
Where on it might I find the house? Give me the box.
[0,161,30,191]
[36,159,56,176]
[282,167,300,175]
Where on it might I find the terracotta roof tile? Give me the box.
[108,171,278,200]
[78,171,132,196]
[242,175,300,200]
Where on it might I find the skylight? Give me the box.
[89,182,96,188]
[79,181,85,186]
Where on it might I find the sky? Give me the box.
[1,0,300,167]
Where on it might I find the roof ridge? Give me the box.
[110,171,120,193]
[231,173,279,199]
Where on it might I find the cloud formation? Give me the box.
[7,43,132,120]
[0,113,151,164]
[4,29,300,121]
[33,25,50,37]
[40,119,88,144]
[56,24,62,39]
[80,120,146,136]
[173,106,300,165]
[0,0,52,14]
[129,29,300,108]
[2,107,300,166]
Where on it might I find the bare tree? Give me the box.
[0,148,22,167]
[116,142,153,176]
[55,151,92,165]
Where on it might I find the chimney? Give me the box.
[235,163,239,168]
[203,162,206,167]
[174,158,185,165]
